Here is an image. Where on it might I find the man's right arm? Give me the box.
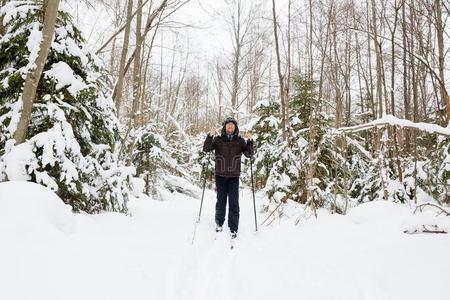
[203,134,216,152]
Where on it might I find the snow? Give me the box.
[254,98,270,109]
[1,141,34,181]
[291,115,301,125]
[347,200,410,224]
[25,21,42,70]
[52,26,89,68]
[0,180,449,300]
[0,2,44,74]
[403,209,450,234]
[5,97,24,137]
[0,1,39,26]
[131,177,145,197]
[43,62,88,96]
[266,115,280,128]
[336,114,450,136]
[0,102,95,192]
[0,181,75,233]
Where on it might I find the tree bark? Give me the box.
[13,0,60,144]
[401,1,410,152]
[271,0,287,141]
[434,0,450,122]
[370,0,384,119]
[132,0,143,127]
[112,0,133,114]
[0,0,8,36]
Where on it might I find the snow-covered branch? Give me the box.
[334,115,450,137]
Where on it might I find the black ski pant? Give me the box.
[215,175,240,233]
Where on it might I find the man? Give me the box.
[203,116,254,240]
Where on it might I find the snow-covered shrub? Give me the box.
[411,133,450,204]
[187,133,215,188]
[242,97,282,190]
[130,122,202,199]
[130,123,176,197]
[438,137,450,204]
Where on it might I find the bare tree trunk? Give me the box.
[140,45,152,126]
[331,9,343,128]
[318,3,332,103]
[305,0,318,217]
[165,41,177,120]
[213,59,224,123]
[365,0,376,121]
[230,34,241,116]
[389,0,403,182]
[389,0,400,118]
[308,0,314,79]
[410,0,419,123]
[109,0,121,78]
[156,32,163,124]
[371,0,383,119]
[402,1,411,152]
[271,0,287,141]
[0,0,8,36]
[434,0,450,122]
[112,0,133,114]
[139,21,159,125]
[344,22,352,126]
[131,0,143,127]
[13,0,60,144]
[286,0,292,128]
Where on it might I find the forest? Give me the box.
[1,0,448,215]
[0,1,449,298]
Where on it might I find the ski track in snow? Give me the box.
[163,189,241,300]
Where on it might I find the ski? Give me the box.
[230,233,237,249]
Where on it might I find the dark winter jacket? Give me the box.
[203,120,253,178]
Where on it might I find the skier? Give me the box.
[203,116,254,240]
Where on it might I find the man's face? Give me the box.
[225,122,235,134]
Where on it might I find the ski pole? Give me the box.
[192,153,209,245]
[197,157,208,223]
[250,154,258,232]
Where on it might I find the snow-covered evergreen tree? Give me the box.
[190,134,215,188]
[131,123,176,196]
[244,97,282,190]
[0,1,133,213]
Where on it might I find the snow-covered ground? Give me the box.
[1,180,450,300]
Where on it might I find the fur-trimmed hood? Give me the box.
[221,117,239,136]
